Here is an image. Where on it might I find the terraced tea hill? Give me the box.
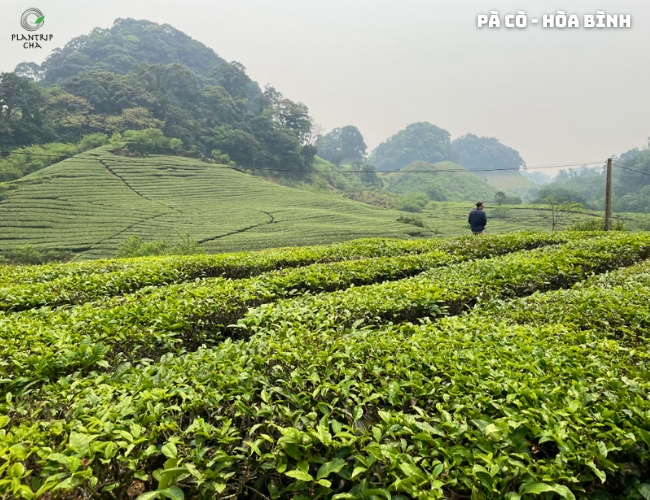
[1,231,649,500]
[0,149,421,259]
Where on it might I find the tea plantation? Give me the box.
[0,150,423,259]
[1,231,650,499]
[1,150,642,262]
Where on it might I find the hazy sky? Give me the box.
[2,0,649,171]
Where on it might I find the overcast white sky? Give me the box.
[1,0,649,170]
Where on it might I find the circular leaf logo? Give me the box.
[21,8,45,31]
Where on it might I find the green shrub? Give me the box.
[0,143,78,182]
[210,149,236,167]
[0,233,574,313]
[122,129,184,156]
[0,182,14,201]
[115,236,170,258]
[393,192,429,212]
[3,244,72,265]
[490,207,509,219]
[635,219,650,231]
[0,233,576,381]
[568,217,626,231]
[397,215,425,227]
[243,233,650,332]
[78,133,110,151]
[170,234,206,255]
[0,133,112,183]
[494,191,522,205]
[0,236,456,310]
[115,234,204,258]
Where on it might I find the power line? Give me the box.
[612,162,650,178]
[136,161,601,174]
[381,162,604,174]
[103,155,605,173]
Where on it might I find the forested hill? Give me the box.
[539,145,650,213]
[15,18,228,84]
[1,18,316,181]
[368,123,526,174]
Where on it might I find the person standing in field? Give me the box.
[468,202,487,234]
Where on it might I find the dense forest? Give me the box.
[1,18,316,181]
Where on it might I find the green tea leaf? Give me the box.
[523,483,555,494]
[636,484,650,500]
[285,469,313,482]
[637,427,650,449]
[9,463,25,478]
[160,487,184,500]
[388,380,400,404]
[69,432,98,457]
[162,442,178,459]
[399,462,424,479]
[316,458,346,480]
[586,461,606,483]
[136,492,160,500]
[552,485,576,500]
[351,466,366,478]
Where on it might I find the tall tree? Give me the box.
[315,126,367,163]
[451,134,524,172]
[340,126,367,162]
[14,62,45,83]
[0,72,53,147]
[211,62,253,100]
[314,127,343,162]
[260,86,313,145]
[536,197,583,231]
[200,85,239,127]
[369,122,451,171]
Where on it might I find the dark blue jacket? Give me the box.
[468,209,487,232]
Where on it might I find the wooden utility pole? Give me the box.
[605,158,612,231]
